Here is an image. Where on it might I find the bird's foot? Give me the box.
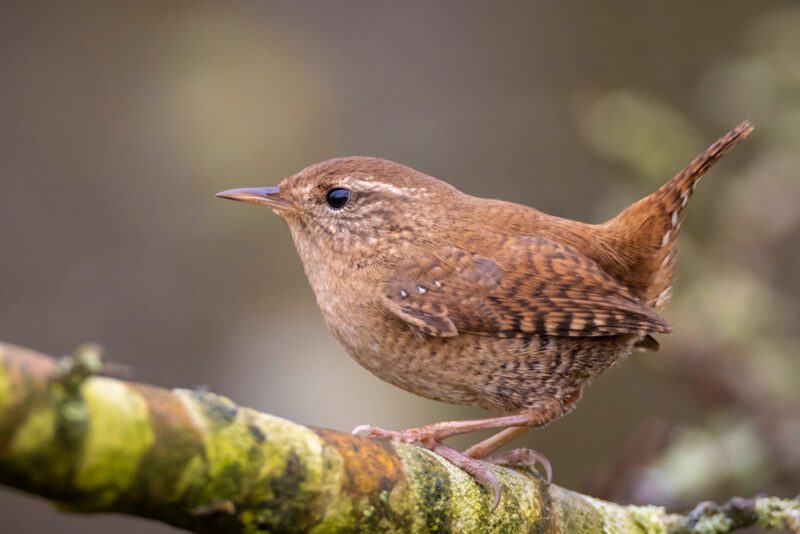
[482,447,552,483]
[352,424,502,509]
[352,424,443,445]
[429,442,502,510]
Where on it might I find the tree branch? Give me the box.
[0,342,797,533]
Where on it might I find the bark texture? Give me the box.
[0,342,797,533]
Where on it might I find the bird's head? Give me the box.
[217,157,461,267]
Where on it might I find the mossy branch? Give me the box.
[0,342,797,533]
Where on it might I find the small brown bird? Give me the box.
[218,121,752,507]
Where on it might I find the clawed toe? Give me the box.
[431,443,502,511]
[483,448,552,482]
[352,424,407,440]
[351,420,554,510]
[352,424,504,510]
[352,424,381,437]
[351,424,432,444]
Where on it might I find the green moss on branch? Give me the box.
[0,342,797,533]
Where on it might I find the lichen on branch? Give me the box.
[0,342,797,533]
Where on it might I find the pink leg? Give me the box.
[463,426,551,482]
[353,401,563,508]
[353,412,533,445]
[484,448,552,482]
[463,426,529,459]
[429,442,503,510]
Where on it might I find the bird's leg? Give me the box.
[460,394,577,482]
[462,393,582,481]
[354,416,527,510]
[463,423,552,482]
[428,442,503,510]
[352,412,532,445]
[353,398,563,444]
[463,426,529,459]
[482,448,552,481]
[353,402,562,509]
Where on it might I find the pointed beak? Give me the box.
[215,186,294,212]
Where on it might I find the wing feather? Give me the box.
[382,238,671,338]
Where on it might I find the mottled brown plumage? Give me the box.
[217,121,753,507]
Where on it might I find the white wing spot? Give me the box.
[681,190,689,208]
[671,211,679,227]
[569,318,587,331]
[417,285,427,294]
[399,289,408,298]
[661,229,671,246]
[434,280,442,288]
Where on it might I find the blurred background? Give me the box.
[1,1,799,531]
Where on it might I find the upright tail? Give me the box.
[601,121,754,309]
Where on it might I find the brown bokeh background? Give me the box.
[2,2,800,532]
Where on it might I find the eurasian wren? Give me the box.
[218,121,753,507]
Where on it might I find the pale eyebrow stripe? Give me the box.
[345,179,410,197]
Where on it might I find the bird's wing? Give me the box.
[382,238,671,338]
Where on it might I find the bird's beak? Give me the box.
[215,186,294,212]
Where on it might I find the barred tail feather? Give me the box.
[604,121,754,309]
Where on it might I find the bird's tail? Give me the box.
[602,121,754,309]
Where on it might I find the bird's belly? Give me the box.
[331,316,636,413]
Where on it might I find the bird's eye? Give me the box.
[326,187,351,209]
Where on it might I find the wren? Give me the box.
[218,121,752,508]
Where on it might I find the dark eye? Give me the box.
[326,187,351,209]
